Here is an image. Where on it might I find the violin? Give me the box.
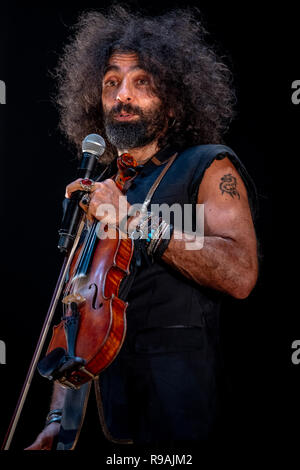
[38,151,138,388]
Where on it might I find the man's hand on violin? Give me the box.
[65,178,131,226]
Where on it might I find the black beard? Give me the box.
[103,102,165,150]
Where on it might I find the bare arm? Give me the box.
[162,157,258,299]
[49,382,67,409]
[65,156,258,299]
[24,383,67,450]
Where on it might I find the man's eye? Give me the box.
[136,78,149,86]
[105,79,118,87]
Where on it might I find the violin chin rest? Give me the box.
[37,347,67,380]
[37,347,85,381]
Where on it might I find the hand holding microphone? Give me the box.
[58,134,106,253]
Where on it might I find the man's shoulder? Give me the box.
[178,143,236,159]
[177,144,237,170]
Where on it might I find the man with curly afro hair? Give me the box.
[27,5,258,450]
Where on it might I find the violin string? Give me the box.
[76,222,98,276]
[63,221,95,302]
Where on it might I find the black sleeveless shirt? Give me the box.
[98,144,257,445]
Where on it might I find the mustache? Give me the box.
[106,102,144,118]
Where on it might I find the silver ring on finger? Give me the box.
[81,193,91,206]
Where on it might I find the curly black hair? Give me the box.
[54,5,236,163]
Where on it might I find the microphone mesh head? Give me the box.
[82,134,106,157]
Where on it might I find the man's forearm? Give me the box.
[162,229,258,299]
[50,383,67,410]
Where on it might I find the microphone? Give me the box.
[57,134,106,253]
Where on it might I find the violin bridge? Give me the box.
[62,293,86,305]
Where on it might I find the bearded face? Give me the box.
[101,52,169,152]
[103,100,166,151]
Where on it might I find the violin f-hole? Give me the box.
[89,283,103,309]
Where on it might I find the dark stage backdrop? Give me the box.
[0,0,282,463]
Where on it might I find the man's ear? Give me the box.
[167,110,176,129]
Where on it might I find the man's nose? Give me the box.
[116,78,132,103]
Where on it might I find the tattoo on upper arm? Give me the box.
[219,173,240,199]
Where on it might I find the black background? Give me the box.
[0,0,287,463]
